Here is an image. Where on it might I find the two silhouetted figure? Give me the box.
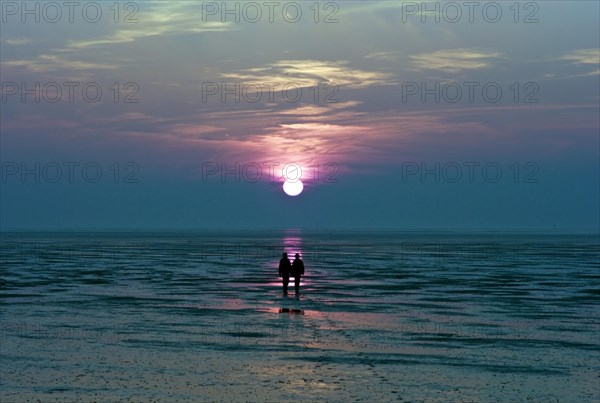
[279,252,304,295]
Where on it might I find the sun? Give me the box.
[283,180,303,196]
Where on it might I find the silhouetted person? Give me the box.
[278,252,291,294]
[291,253,304,294]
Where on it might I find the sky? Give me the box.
[1,0,599,231]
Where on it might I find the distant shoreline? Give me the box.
[1,228,599,235]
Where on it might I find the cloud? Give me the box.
[278,101,362,116]
[561,49,600,65]
[221,60,395,89]
[365,52,402,61]
[337,0,407,16]
[1,54,117,73]
[5,38,31,46]
[168,123,227,140]
[65,4,233,50]
[409,48,502,73]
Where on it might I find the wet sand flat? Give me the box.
[1,231,599,402]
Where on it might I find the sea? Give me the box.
[1,231,599,402]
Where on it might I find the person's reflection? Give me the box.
[279,308,305,315]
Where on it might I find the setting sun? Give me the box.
[283,180,303,196]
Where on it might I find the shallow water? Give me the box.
[1,231,599,402]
